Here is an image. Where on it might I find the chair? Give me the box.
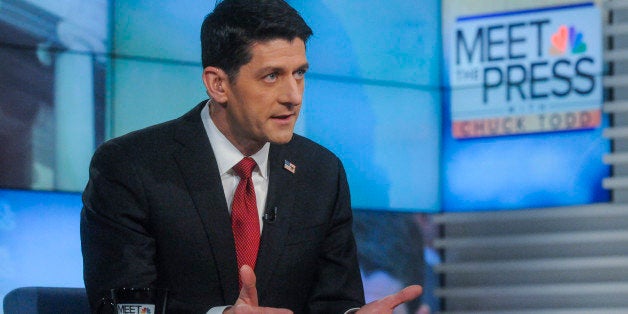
[3,287,89,314]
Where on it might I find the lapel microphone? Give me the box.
[263,206,277,223]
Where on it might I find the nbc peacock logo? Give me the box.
[550,25,587,55]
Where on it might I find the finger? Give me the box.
[380,285,423,308]
[240,265,257,290]
[236,265,259,306]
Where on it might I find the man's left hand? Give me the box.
[356,285,423,314]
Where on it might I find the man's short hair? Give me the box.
[201,0,313,80]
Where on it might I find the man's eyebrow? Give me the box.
[255,66,283,77]
[298,62,310,71]
[255,63,310,76]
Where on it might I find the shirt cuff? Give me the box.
[344,308,361,314]
[207,306,230,314]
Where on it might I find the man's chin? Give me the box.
[268,132,294,145]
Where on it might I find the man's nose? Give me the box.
[279,77,303,106]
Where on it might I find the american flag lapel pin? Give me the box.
[283,160,296,174]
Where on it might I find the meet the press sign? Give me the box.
[448,3,602,139]
[117,303,154,314]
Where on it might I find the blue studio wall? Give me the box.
[0,0,442,312]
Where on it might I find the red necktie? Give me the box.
[231,157,261,278]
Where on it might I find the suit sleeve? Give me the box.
[80,140,158,310]
[308,159,366,312]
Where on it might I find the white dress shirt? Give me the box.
[201,102,270,230]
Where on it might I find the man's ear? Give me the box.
[202,66,229,103]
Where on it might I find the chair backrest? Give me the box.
[3,287,89,314]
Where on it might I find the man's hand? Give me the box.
[356,285,423,314]
[223,265,293,314]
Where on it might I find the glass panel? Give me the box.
[110,58,207,138]
[292,0,442,86]
[0,190,84,302]
[112,0,215,63]
[301,78,441,212]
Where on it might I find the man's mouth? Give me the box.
[272,113,293,120]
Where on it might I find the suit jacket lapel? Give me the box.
[171,103,240,303]
[255,143,296,296]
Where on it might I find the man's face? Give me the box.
[221,38,308,150]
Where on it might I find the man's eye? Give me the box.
[294,69,306,79]
[264,73,278,82]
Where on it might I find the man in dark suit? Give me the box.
[81,0,421,313]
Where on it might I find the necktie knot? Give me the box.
[233,157,256,180]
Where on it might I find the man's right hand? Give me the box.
[223,265,293,314]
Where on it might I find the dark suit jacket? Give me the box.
[80,101,365,313]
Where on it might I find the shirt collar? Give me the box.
[201,101,270,178]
